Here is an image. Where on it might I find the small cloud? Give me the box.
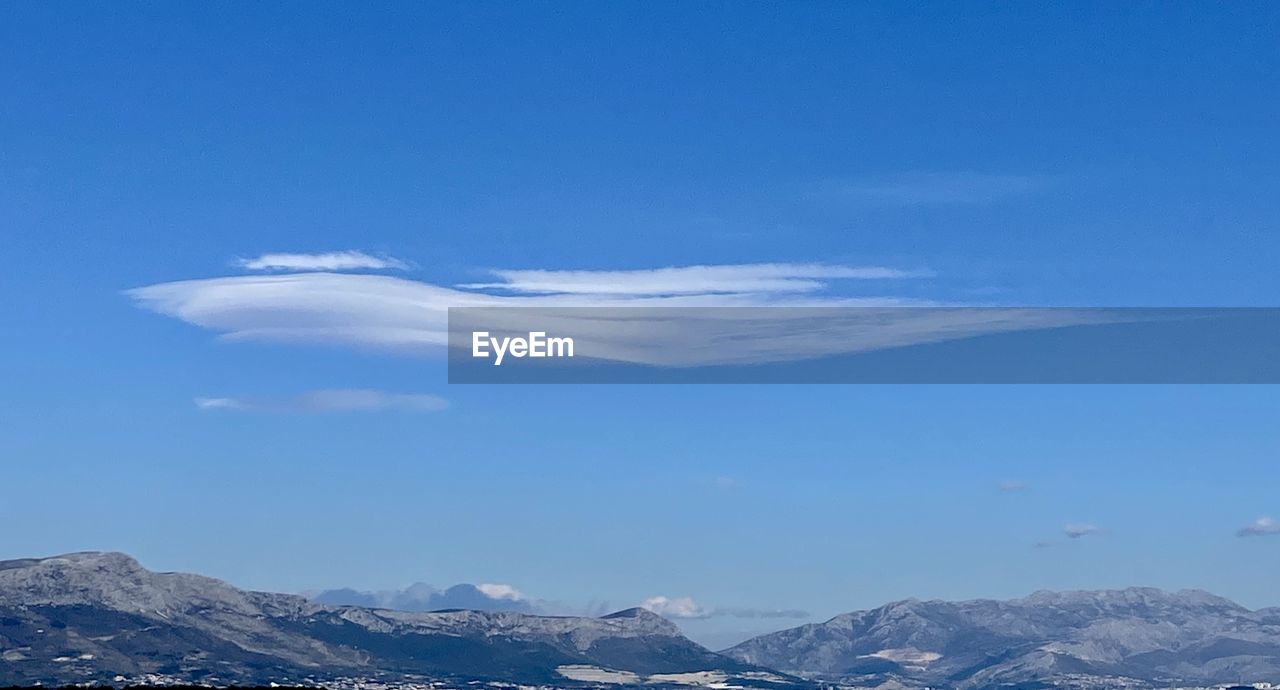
[236,251,408,272]
[711,476,741,489]
[476,583,527,601]
[640,596,710,619]
[1032,540,1057,549]
[639,596,806,620]
[194,389,448,414]
[193,397,243,410]
[998,480,1029,492]
[713,607,809,619]
[1237,517,1280,537]
[833,171,1051,205]
[1063,523,1103,539]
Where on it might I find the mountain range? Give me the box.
[0,553,776,688]
[4,552,1280,689]
[725,588,1280,689]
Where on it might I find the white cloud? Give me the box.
[998,480,1029,492]
[459,263,929,296]
[476,583,527,601]
[1063,523,1103,539]
[1237,516,1280,537]
[832,172,1051,204]
[640,596,710,619]
[236,251,408,272]
[194,389,448,413]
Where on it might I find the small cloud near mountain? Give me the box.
[475,583,527,601]
[641,595,806,620]
[641,596,710,619]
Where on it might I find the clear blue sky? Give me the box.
[3,2,1279,647]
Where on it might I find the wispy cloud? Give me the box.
[236,251,409,272]
[833,171,1051,205]
[639,595,806,620]
[1237,516,1280,537]
[459,263,930,296]
[194,389,448,413]
[998,480,1029,492]
[1063,523,1103,539]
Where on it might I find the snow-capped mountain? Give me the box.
[724,588,1280,688]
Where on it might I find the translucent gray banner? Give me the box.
[447,307,1280,383]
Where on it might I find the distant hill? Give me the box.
[724,588,1280,688]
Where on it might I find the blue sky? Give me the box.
[3,2,1279,647]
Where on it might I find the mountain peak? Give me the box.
[601,606,683,635]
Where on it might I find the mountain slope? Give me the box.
[724,588,1280,688]
[0,552,758,687]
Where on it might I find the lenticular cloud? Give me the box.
[126,259,1110,366]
